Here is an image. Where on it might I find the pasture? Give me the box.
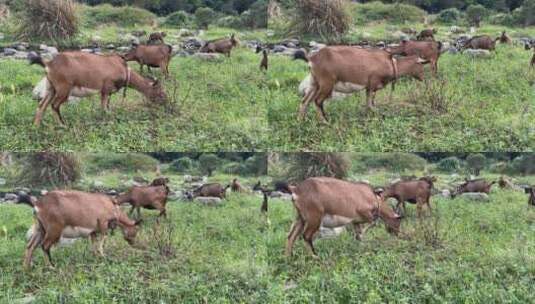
[1,171,534,303]
[0,27,270,151]
[267,27,535,151]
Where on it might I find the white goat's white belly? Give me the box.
[321,214,359,228]
[70,87,99,98]
[333,82,365,94]
[61,226,94,238]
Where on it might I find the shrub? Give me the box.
[81,4,156,27]
[163,10,192,27]
[436,8,462,24]
[170,157,195,173]
[198,154,220,176]
[511,154,535,175]
[246,0,268,28]
[466,4,487,27]
[85,153,158,173]
[286,153,351,182]
[466,153,486,176]
[195,7,216,29]
[17,152,81,187]
[18,0,78,42]
[436,157,462,172]
[512,0,535,26]
[244,154,268,175]
[354,153,427,172]
[221,162,248,175]
[352,1,425,25]
[216,15,244,28]
[290,0,351,42]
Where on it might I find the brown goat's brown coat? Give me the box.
[30,52,167,126]
[22,191,140,268]
[200,34,238,57]
[417,28,436,41]
[294,46,428,123]
[285,177,401,257]
[116,185,168,219]
[148,32,166,44]
[193,183,229,199]
[462,35,499,51]
[388,40,442,75]
[123,44,173,77]
[453,179,496,197]
[384,176,436,217]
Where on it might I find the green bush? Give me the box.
[221,162,248,175]
[466,153,487,176]
[352,1,426,25]
[511,155,535,175]
[170,157,195,173]
[436,8,462,24]
[244,155,267,175]
[436,157,462,172]
[81,4,156,27]
[465,4,487,26]
[354,153,427,172]
[512,0,535,26]
[215,15,244,28]
[198,153,220,176]
[195,7,215,29]
[85,153,158,173]
[163,10,192,27]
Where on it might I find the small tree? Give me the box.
[19,0,78,42]
[287,153,351,182]
[195,7,215,29]
[198,154,220,176]
[466,154,486,176]
[466,4,487,27]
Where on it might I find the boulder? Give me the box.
[441,189,451,198]
[464,49,492,59]
[26,225,78,247]
[3,47,16,56]
[272,45,288,53]
[460,192,489,202]
[318,226,345,239]
[4,193,17,201]
[194,196,222,206]
[269,191,292,201]
[194,53,222,61]
[117,46,130,52]
[178,28,193,37]
[299,74,350,101]
[32,77,80,102]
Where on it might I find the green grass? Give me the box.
[1,179,534,303]
[0,45,269,151]
[267,43,535,151]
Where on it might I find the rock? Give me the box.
[15,187,30,194]
[299,74,350,101]
[441,189,451,198]
[194,197,222,206]
[107,189,118,196]
[105,44,115,49]
[12,51,29,59]
[272,45,288,53]
[464,49,492,59]
[460,192,489,202]
[318,226,345,239]
[194,53,222,61]
[40,189,48,196]
[3,47,16,56]
[32,77,80,102]
[269,191,292,200]
[117,46,130,52]
[26,225,78,246]
[183,175,193,182]
[183,37,204,50]
[4,193,17,201]
[81,48,93,53]
[16,44,27,51]
[447,47,459,54]
[93,180,104,188]
[309,41,326,50]
[178,28,193,37]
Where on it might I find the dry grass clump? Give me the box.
[290,0,351,41]
[18,0,78,42]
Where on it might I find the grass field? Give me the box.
[267,41,535,151]
[0,27,269,151]
[1,172,534,303]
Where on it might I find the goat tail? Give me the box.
[16,193,35,208]
[28,52,45,68]
[292,49,309,63]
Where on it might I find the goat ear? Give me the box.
[134,219,143,226]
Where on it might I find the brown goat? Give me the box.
[193,183,230,199]
[260,49,268,71]
[122,44,173,78]
[498,31,512,44]
[293,47,429,123]
[148,32,166,44]
[388,40,442,75]
[462,35,499,51]
[116,185,168,219]
[29,52,167,126]
[200,34,239,57]
[530,45,535,67]
[452,179,496,198]
[417,28,437,41]
[526,187,535,206]
[285,177,401,257]
[384,176,436,217]
[17,191,141,268]
[231,178,244,192]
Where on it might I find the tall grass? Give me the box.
[18,0,78,42]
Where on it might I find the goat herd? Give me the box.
[14,174,535,267]
[26,27,535,126]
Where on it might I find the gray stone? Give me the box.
[447,47,459,54]
[269,191,292,200]
[194,53,222,61]
[460,192,489,201]
[117,46,130,52]
[12,51,29,59]
[464,49,492,58]
[195,197,222,206]
[272,45,288,53]
[441,189,451,198]
[178,28,193,37]
[318,226,345,239]
[26,225,78,246]
[32,77,80,102]
[3,47,16,56]
[40,189,48,196]
[299,74,350,101]
[4,193,17,201]
[105,44,115,49]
